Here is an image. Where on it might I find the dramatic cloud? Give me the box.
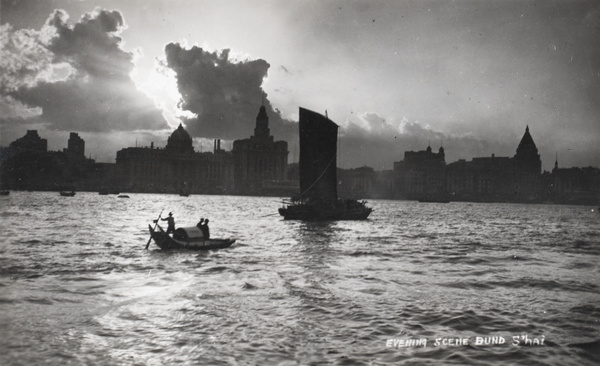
[1,8,168,133]
[1,1,598,169]
[164,42,296,141]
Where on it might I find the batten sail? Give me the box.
[298,107,338,203]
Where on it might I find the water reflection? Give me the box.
[1,192,598,365]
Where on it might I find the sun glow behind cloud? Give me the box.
[1,0,598,169]
[131,56,191,130]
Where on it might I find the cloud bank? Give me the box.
[1,8,168,134]
[2,2,598,170]
[164,42,296,141]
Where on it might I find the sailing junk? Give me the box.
[279,107,372,220]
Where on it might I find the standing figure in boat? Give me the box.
[195,217,210,239]
[201,219,210,239]
[161,212,176,235]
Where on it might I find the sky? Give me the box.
[1,0,599,171]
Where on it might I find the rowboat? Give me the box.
[59,191,75,197]
[148,224,235,251]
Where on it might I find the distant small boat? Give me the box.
[118,194,130,198]
[179,185,191,196]
[0,191,9,196]
[99,190,108,195]
[148,224,235,251]
[418,198,450,203]
[60,191,75,197]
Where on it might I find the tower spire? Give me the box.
[254,103,270,140]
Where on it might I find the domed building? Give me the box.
[115,124,234,193]
[512,125,542,198]
[445,126,543,202]
[165,124,194,154]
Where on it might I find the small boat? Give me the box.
[279,107,372,221]
[148,224,235,251]
[418,197,450,203]
[118,194,130,198]
[0,191,9,196]
[99,190,109,195]
[60,191,75,197]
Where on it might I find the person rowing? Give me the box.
[161,212,176,235]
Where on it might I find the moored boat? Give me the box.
[279,199,371,220]
[0,190,9,196]
[60,191,75,197]
[148,224,235,251]
[279,107,372,221]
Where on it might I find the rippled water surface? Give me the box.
[1,192,599,365]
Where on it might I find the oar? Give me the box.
[145,209,164,250]
[260,213,281,217]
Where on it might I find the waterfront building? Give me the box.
[540,156,600,204]
[446,155,513,201]
[393,144,446,199]
[65,132,85,159]
[338,166,374,199]
[446,126,542,202]
[2,130,96,191]
[115,124,234,194]
[232,105,289,195]
[9,130,47,152]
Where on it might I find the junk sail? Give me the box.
[279,107,372,220]
[298,107,338,203]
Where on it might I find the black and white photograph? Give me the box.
[1,0,599,364]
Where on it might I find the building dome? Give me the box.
[166,124,194,154]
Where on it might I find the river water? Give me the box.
[0,192,599,365]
